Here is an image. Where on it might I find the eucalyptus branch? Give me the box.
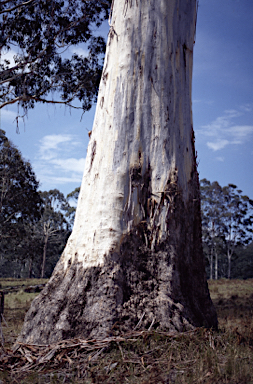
[0,0,36,14]
[0,0,110,114]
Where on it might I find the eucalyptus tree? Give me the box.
[38,190,72,278]
[0,130,42,231]
[18,0,217,345]
[234,241,253,279]
[0,129,42,277]
[66,186,80,225]
[13,189,72,279]
[200,179,253,279]
[200,179,225,280]
[0,0,112,120]
[221,184,253,279]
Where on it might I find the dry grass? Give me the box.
[0,278,48,289]
[3,291,40,348]
[0,279,48,348]
[209,279,253,340]
[0,278,253,384]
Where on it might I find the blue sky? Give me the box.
[1,0,253,198]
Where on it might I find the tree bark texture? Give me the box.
[18,0,217,345]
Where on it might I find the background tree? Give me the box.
[0,0,112,121]
[66,186,80,225]
[38,189,71,278]
[17,223,44,278]
[0,129,42,277]
[201,179,253,279]
[232,241,253,279]
[221,184,253,279]
[0,131,71,277]
[18,0,217,346]
[200,179,225,280]
[13,189,72,279]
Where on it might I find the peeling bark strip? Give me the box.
[17,0,217,345]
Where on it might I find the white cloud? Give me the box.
[35,134,86,189]
[228,125,253,140]
[207,140,229,151]
[39,134,74,160]
[240,104,252,113]
[198,106,253,151]
[216,157,224,162]
[70,46,89,57]
[1,109,16,122]
[193,99,214,105]
[1,48,17,68]
[37,173,83,186]
[223,110,242,119]
[51,158,86,173]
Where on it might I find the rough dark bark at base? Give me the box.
[17,182,217,345]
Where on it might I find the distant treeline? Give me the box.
[0,130,252,279]
[0,130,75,279]
[200,179,253,280]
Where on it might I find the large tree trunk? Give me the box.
[17,0,217,345]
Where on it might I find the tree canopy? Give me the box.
[0,0,112,120]
[0,129,42,239]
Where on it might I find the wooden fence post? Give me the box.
[0,291,4,317]
[0,291,4,346]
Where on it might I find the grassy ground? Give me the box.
[0,278,48,348]
[0,278,48,289]
[0,278,253,383]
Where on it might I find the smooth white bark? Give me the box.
[62,0,197,270]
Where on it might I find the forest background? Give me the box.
[0,128,252,280]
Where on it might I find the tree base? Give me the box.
[17,196,217,345]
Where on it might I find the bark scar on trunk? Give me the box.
[88,140,97,172]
